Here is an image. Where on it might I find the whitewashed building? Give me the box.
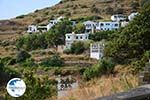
[27,25,38,33]
[27,16,65,33]
[65,32,89,48]
[111,14,127,22]
[47,16,65,31]
[47,19,58,31]
[95,21,120,31]
[90,42,105,60]
[128,12,138,21]
[83,21,96,33]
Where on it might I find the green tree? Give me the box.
[16,33,48,51]
[142,51,150,62]
[0,58,4,71]
[140,0,150,7]
[83,58,115,81]
[105,5,150,63]
[70,41,87,54]
[73,23,85,33]
[40,54,64,67]
[89,30,115,41]
[16,50,31,63]
[49,19,73,46]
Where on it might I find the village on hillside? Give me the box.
[0,0,150,99]
[27,12,138,60]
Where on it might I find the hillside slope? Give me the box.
[12,0,140,24]
[0,0,140,34]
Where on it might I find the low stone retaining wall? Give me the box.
[65,61,95,67]
[139,63,150,85]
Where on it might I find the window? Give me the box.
[115,24,118,27]
[68,36,70,39]
[80,36,83,39]
[92,45,98,48]
[96,23,99,26]
[29,27,32,31]
[100,23,104,26]
[92,50,98,52]
[76,36,78,39]
[106,23,110,25]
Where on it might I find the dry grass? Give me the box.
[0,33,20,41]
[0,46,16,57]
[59,66,138,100]
[11,0,138,25]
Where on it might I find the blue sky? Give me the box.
[0,0,61,20]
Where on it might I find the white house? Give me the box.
[128,12,138,21]
[47,19,59,31]
[27,16,65,33]
[47,16,65,31]
[90,42,105,60]
[95,21,120,31]
[65,32,89,48]
[57,16,65,21]
[111,14,127,22]
[83,21,96,33]
[27,25,38,33]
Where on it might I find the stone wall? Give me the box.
[139,63,150,85]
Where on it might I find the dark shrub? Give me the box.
[7,58,16,65]
[89,30,115,41]
[63,48,72,54]
[0,58,4,71]
[91,4,99,13]
[16,15,25,19]
[99,58,116,74]
[70,41,86,54]
[21,58,37,67]
[16,33,48,51]
[16,50,31,62]
[54,68,62,75]
[80,5,88,8]
[58,10,65,14]
[105,7,114,15]
[83,58,116,81]
[0,57,12,65]
[40,54,64,67]
[131,60,145,74]
[65,12,71,17]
